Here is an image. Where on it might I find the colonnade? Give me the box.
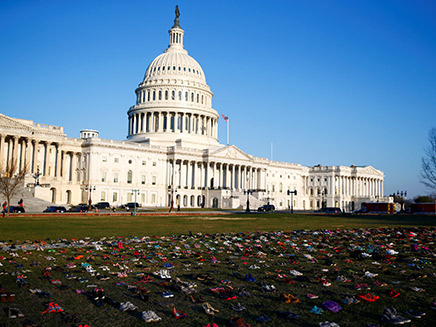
[128,111,217,138]
[304,175,384,198]
[168,159,265,191]
[0,134,84,183]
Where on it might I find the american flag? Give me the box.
[221,114,229,122]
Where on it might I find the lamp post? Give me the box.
[85,185,96,211]
[396,190,407,213]
[321,189,327,209]
[32,169,41,186]
[287,190,297,214]
[244,175,253,212]
[132,189,140,216]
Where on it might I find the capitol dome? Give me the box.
[127,7,219,149]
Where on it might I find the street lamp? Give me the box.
[132,189,140,216]
[85,185,96,211]
[396,190,407,213]
[287,190,297,214]
[244,175,253,212]
[33,169,41,186]
[321,188,327,209]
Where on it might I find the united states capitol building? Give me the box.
[0,9,386,212]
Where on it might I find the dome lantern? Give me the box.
[168,5,184,51]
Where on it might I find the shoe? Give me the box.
[256,314,271,322]
[310,305,324,314]
[406,310,425,319]
[319,322,340,327]
[382,307,411,325]
[307,293,319,299]
[162,291,174,298]
[230,316,251,327]
[231,303,245,311]
[322,300,342,313]
[387,289,400,298]
[277,310,300,319]
[358,293,379,302]
[172,307,187,319]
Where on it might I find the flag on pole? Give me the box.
[221,114,229,122]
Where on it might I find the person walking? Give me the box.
[18,199,23,208]
[2,201,7,217]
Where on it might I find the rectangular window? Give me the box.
[151,193,156,204]
[141,193,145,203]
[152,176,156,185]
[127,193,132,202]
[101,172,106,182]
[142,160,146,166]
[113,173,118,183]
[102,157,107,162]
[112,192,118,202]
[114,158,119,163]
[100,191,106,201]
[141,175,146,185]
[152,162,157,167]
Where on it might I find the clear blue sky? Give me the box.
[1,0,435,198]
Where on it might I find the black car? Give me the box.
[67,205,89,213]
[315,207,342,214]
[258,204,275,212]
[124,202,140,211]
[8,206,25,213]
[95,202,110,209]
[43,206,67,213]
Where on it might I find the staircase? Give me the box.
[5,185,52,213]
[231,191,266,210]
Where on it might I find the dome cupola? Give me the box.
[127,6,219,149]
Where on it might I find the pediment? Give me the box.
[208,145,252,161]
[360,165,383,176]
[0,114,33,132]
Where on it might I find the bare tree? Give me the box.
[421,127,436,191]
[0,160,27,216]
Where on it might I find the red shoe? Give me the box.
[172,307,187,319]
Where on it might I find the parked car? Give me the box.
[96,202,110,209]
[43,206,67,213]
[67,205,89,212]
[315,207,342,214]
[124,202,140,211]
[8,206,25,213]
[258,204,275,212]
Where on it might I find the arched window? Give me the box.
[191,93,194,102]
[197,94,199,103]
[185,92,188,101]
[165,90,168,100]
[171,90,175,100]
[158,91,162,100]
[147,91,150,101]
[178,91,182,100]
[127,170,132,184]
[153,90,156,100]
[279,183,283,193]
[201,95,204,104]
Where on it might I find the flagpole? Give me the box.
[227,119,229,145]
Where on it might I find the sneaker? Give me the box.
[406,310,425,318]
[382,307,411,325]
[319,322,340,327]
[307,293,319,299]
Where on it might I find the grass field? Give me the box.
[1,212,435,241]
[0,213,435,327]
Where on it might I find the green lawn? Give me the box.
[0,212,435,241]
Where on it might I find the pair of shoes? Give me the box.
[319,321,340,327]
[8,307,24,318]
[256,314,271,322]
[231,303,245,311]
[142,310,162,323]
[386,289,400,298]
[341,296,359,305]
[202,324,219,327]
[310,305,324,314]
[1,292,15,302]
[406,310,425,318]
[358,293,379,302]
[42,302,63,314]
[190,294,205,303]
[162,291,174,298]
[277,310,300,319]
[203,302,219,315]
[172,307,187,319]
[119,301,137,311]
[382,307,411,324]
[322,300,342,313]
[244,274,256,282]
[281,293,299,304]
[230,316,251,327]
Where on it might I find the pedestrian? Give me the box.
[18,199,23,207]
[2,201,6,217]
